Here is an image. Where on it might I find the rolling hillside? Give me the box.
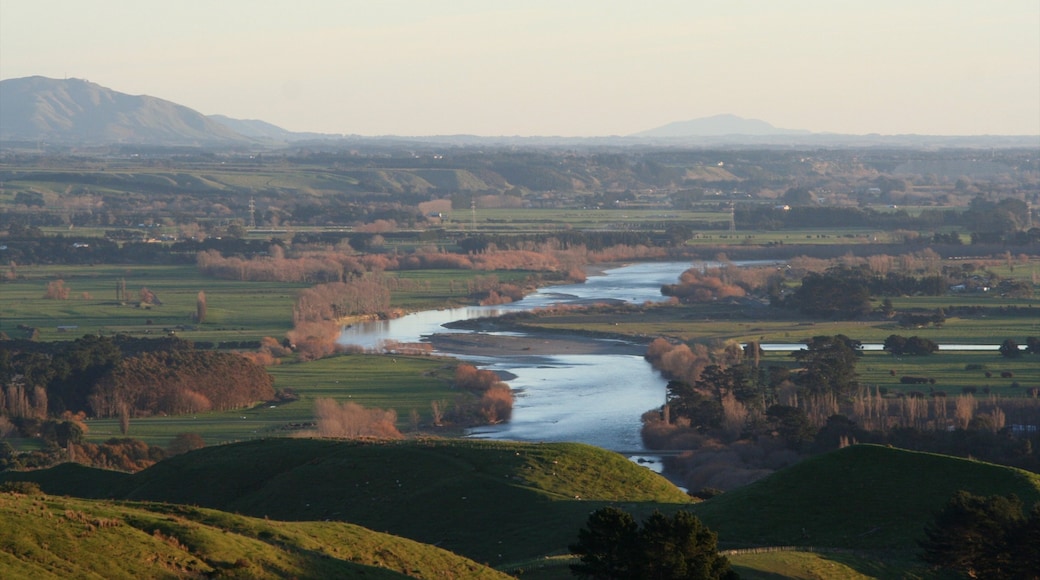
[0,488,507,579]
[693,444,1040,550]
[5,440,1038,576]
[1,438,692,566]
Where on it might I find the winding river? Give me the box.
[338,261,1001,453]
[339,261,692,452]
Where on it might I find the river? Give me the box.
[338,261,1000,453]
[339,261,695,452]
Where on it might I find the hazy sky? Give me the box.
[2,0,1038,136]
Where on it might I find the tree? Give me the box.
[195,291,207,323]
[43,279,70,300]
[167,432,206,455]
[1026,336,1040,355]
[788,268,872,319]
[570,507,639,579]
[139,287,158,306]
[638,511,736,580]
[998,339,1022,359]
[791,335,861,398]
[880,297,896,318]
[766,405,816,451]
[570,508,735,580]
[883,334,908,356]
[919,490,1039,579]
[883,335,938,356]
[782,187,815,205]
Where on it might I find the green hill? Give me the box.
[0,487,508,579]
[693,444,1040,551]
[1,438,692,567]
[10,441,1033,576]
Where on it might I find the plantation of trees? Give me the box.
[0,335,273,422]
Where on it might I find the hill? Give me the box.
[692,444,1040,551]
[208,114,337,142]
[0,487,507,579]
[632,114,811,138]
[8,441,1036,575]
[207,114,297,141]
[0,438,692,566]
[0,76,249,145]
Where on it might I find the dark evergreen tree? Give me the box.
[919,491,1033,579]
[1026,336,1040,355]
[999,339,1022,358]
[884,335,939,356]
[788,267,872,319]
[571,508,736,580]
[569,507,639,579]
[766,405,816,451]
[791,335,861,397]
[638,511,736,580]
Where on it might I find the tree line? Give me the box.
[642,334,1040,491]
[0,335,274,422]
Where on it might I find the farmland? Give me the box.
[2,143,1039,578]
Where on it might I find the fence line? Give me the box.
[721,546,811,556]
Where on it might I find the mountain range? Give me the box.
[1,76,1036,148]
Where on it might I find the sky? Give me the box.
[2,0,1039,137]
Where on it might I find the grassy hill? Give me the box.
[694,444,1040,551]
[0,487,507,579]
[7,441,1038,577]
[1,438,692,568]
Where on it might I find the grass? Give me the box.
[1,438,693,567]
[727,550,939,580]
[505,301,1039,397]
[84,353,460,446]
[692,444,1040,552]
[0,264,305,344]
[0,264,553,344]
[0,488,507,579]
[7,441,1023,578]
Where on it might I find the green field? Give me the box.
[84,353,460,446]
[0,264,305,344]
[506,298,1040,397]
[0,263,539,344]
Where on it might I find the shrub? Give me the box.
[0,481,43,495]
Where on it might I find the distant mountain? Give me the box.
[208,114,340,142]
[0,76,250,145]
[207,114,293,140]
[633,114,811,138]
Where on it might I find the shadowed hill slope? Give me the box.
[1,438,692,565]
[5,441,1040,575]
[692,444,1040,551]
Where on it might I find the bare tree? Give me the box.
[44,279,70,300]
[195,291,207,323]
